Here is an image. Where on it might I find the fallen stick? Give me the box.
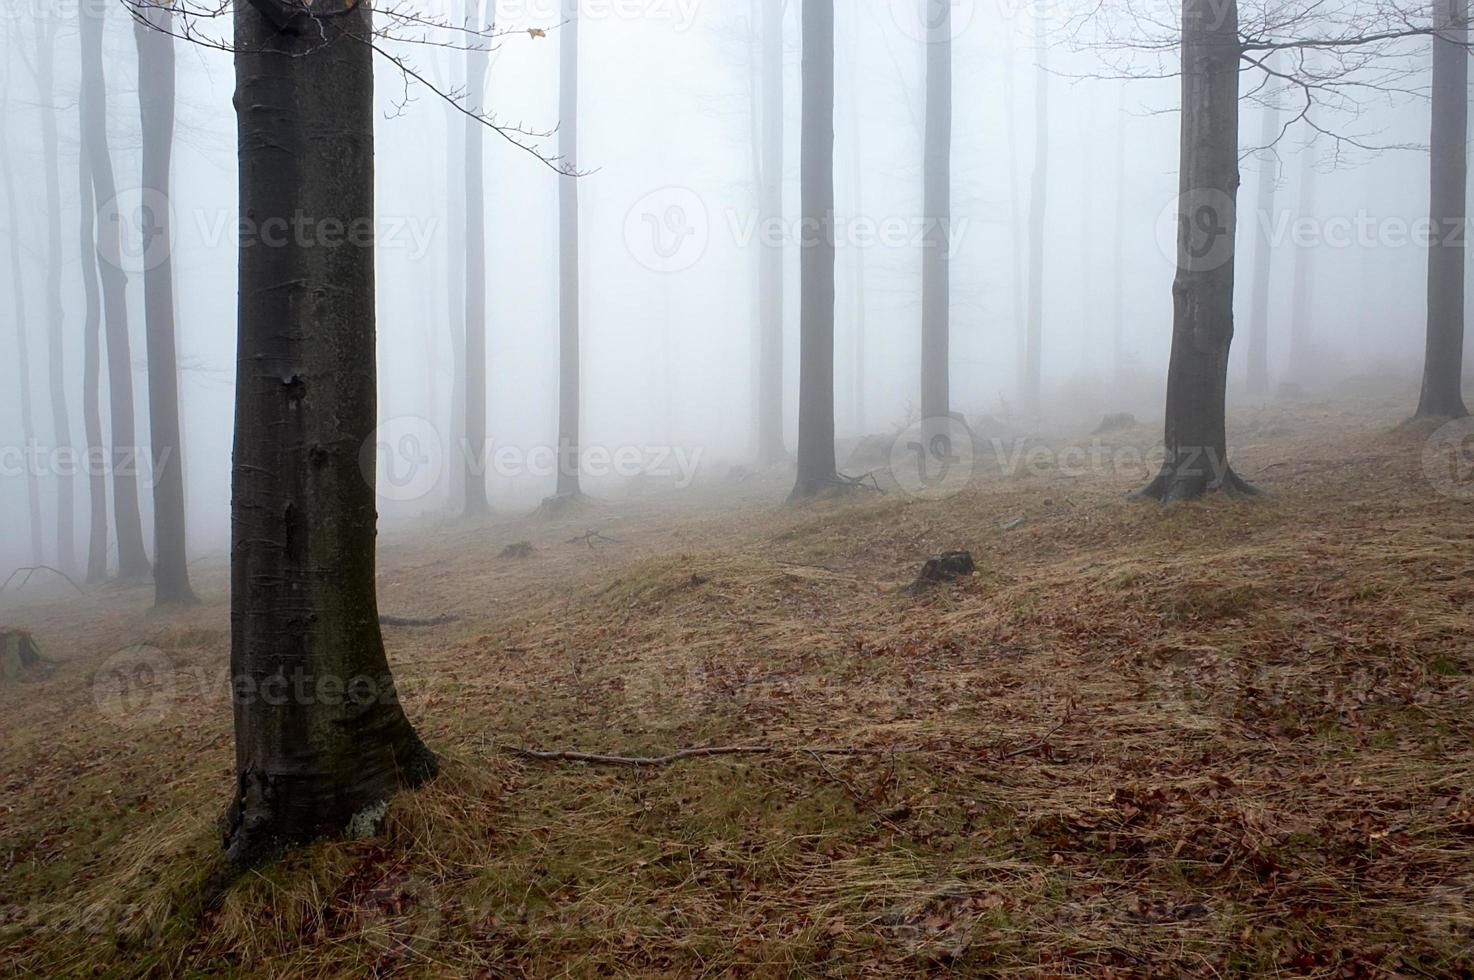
[504,744,892,767]
[0,565,87,598]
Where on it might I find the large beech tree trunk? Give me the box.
[757,0,786,465]
[557,0,582,497]
[226,0,437,866]
[37,15,76,575]
[1135,0,1256,501]
[790,0,838,501]
[462,1,492,518]
[80,0,151,580]
[919,0,951,425]
[135,5,196,606]
[1417,0,1471,419]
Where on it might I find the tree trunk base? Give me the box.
[222,732,437,867]
[1131,462,1260,504]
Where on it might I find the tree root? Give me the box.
[1131,463,1262,503]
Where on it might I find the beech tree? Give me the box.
[790,0,838,501]
[17,12,78,574]
[225,0,437,864]
[134,3,196,605]
[80,0,151,578]
[1416,0,1470,419]
[1023,0,1050,412]
[1244,75,1281,396]
[1089,0,1459,499]
[919,0,952,426]
[756,0,786,465]
[556,0,582,498]
[0,58,44,567]
[463,0,493,518]
[77,93,109,583]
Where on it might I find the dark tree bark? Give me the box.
[462,0,492,518]
[1245,76,1280,396]
[0,65,44,567]
[1135,0,1257,502]
[36,14,76,575]
[757,0,786,465]
[790,0,838,501]
[77,103,109,583]
[135,4,196,606]
[226,0,437,866]
[920,0,951,425]
[557,0,582,497]
[79,0,151,579]
[1416,0,1471,419]
[1023,0,1049,412]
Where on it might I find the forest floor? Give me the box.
[2,390,1473,977]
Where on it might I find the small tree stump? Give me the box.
[538,492,583,519]
[909,551,976,593]
[499,542,535,560]
[1,630,43,683]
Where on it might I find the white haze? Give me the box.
[0,0,1456,576]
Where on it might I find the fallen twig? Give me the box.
[997,709,1072,761]
[505,744,893,767]
[568,530,621,549]
[0,565,87,598]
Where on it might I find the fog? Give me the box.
[0,0,1453,578]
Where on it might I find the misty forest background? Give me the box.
[0,0,1465,581]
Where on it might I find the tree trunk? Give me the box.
[920,0,951,425]
[1111,84,1128,386]
[1023,0,1049,413]
[462,1,492,517]
[1005,45,1027,392]
[557,0,582,497]
[790,0,838,501]
[443,44,468,517]
[134,5,196,606]
[77,100,108,583]
[226,0,437,866]
[1245,71,1280,396]
[1287,139,1317,385]
[847,71,867,437]
[80,0,151,579]
[757,0,786,465]
[1135,0,1255,501]
[1417,0,1471,419]
[37,15,76,576]
[0,64,44,567]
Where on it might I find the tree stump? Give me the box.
[909,551,977,593]
[499,542,535,560]
[1,630,43,683]
[1094,412,1140,435]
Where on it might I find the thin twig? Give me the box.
[504,744,893,767]
[0,565,87,598]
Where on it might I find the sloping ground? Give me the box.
[2,398,1472,976]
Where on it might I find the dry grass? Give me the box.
[2,394,1472,977]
